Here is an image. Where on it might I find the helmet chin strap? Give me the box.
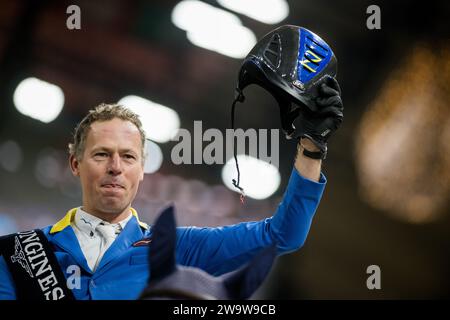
[231,88,246,204]
[229,86,297,204]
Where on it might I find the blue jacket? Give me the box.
[0,169,326,299]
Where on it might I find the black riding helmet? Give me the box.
[230,25,337,198]
[234,25,337,138]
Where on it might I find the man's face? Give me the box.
[70,118,144,219]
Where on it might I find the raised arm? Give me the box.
[295,137,322,182]
[175,78,343,276]
[175,164,326,276]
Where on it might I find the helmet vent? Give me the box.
[306,36,328,53]
[263,33,281,68]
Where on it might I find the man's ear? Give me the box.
[69,154,80,177]
[140,164,144,181]
[140,150,146,181]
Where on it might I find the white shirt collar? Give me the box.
[74,207,133,236]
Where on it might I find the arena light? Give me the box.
[0,140,23,173]
[171,0,256,58]
[172,0,241,33]
[34,148,65,188]
[217,0,289,24]
[144,140,163,174]
[355,44,450,223]
[118,95,180,143]
[186,24,256,59]
[13,77,64,123]
[221,155,280,199]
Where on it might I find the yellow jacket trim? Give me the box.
[130,207,149,230]
[50,207,149,234]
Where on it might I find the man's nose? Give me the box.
[107,154,122,175]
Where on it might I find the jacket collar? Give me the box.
[50,207,149,234]
[48,207,150,275]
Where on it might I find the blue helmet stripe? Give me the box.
[297,28,334,84]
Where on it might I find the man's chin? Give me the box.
[98,199,130,216]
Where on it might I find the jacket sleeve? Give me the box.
[175,168,326,276]
[0,255,17,300]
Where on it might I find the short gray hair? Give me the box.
[68,103,146,162]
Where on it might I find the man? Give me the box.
[0,75,341,299]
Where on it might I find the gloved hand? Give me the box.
[296,76,343,158]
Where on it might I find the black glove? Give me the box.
[295,77,343,158]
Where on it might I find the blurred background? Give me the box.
[0,0,449,299]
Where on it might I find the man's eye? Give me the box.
[124,154,136,159]
[95,152,108,157]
